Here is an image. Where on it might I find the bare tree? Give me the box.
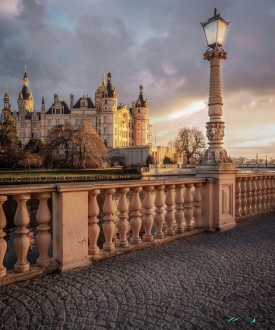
[174,127,206,164]
[44,119,108,169]
[72,119,108,168]
[18,152,43,172]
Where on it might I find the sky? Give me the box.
[0,0,275,159]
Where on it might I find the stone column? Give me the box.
[130,187,142,245]
[201,48,231,164]
[117,187,129,248]
[52,190,91,272]
[13,194,31,273]
[102,188,116,252]
[154,185,165,239]
[142,186,154,242]
[36,192,52,267]
[195,48,238,231]
[88,189,100,255]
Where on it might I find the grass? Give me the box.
[0,168,121,178]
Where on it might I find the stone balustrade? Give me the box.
[0,179,207,282]
[235,173,275,220]
[1,172,275,285]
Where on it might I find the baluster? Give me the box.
[193,183,202,228]
[154,185,165,239]
[0,196,7,278]
[246,177,252,215]
[164,185,175,236]
[184,183,193,231]
[36,192,51,267]
[117,187,129,247]
[251,177,257,214]
[142,186,154,242]
[13,194,31,273]
[175,184,184,234]
[256,176,262,213]
[102,189,116,251]
[235,178,241,218]
[88,189,100,255]
[261,176,266,211]
[240,178,247,216]
[130,187,142,245]
[266,176,271,211]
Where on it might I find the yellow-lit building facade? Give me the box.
[1,69,150,149]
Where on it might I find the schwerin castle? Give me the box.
[1,69,176,165]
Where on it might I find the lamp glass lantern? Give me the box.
[201,9,230,49]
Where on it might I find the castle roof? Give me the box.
[136,85,147,107]
[21,85,31,100]
[46,101,71,114]
[73,97,96,109]
[106,72,115,97]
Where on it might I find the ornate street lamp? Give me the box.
[200,9,232,164]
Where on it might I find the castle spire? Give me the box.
[4,83,9,101]
[23,67,28,86]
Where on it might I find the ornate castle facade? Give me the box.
[1,69,150,149]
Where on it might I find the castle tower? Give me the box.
[133,85,149,146]
[1,84,12,123]
[17,66,34,112]
[95,73,106,112]
[98,71,118,148]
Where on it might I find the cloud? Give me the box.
[0,0,275,158]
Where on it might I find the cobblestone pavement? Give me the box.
[1,214,275,330]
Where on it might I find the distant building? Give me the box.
[1,69,150,149]
[1,68,177,166]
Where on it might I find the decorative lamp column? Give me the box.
[196,9,238,232]
[201,8,231,164]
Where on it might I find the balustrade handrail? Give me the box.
[0,178,210,195]
[55,178,210,192]
[236,173,275,179]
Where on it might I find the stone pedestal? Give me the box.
[195,163,239,231]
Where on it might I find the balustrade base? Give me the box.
[165,230,174,236]
[36,257,51,268]
[130,237,142,245]
[175,228,184,234]
[14,262,30,274]
[154,232,164,239]
[0,267,6,278]
[116,240,129,248]
[0,259,59,287]
[143,234,153,242]
[236,209,274,223]
[88,247,100,255]
[90,228,205,263]
[59,258,92,272]
[217,222,236,231]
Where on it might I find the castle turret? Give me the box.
[17,66,34,112]
[2,84,12,123]
[133,85,149,146]
[70,94,74,108]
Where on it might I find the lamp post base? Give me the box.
[195,163,239,231]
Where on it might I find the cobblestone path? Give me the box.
[0,214,275,330]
